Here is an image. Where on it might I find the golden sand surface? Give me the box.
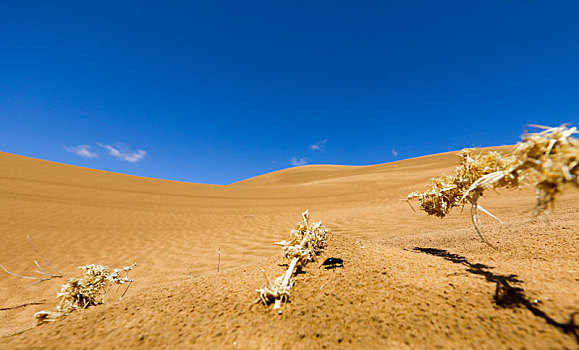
[0,149,577,349]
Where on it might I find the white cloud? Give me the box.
[309,139,327,151]
[290,156,307,167]
[97,143,147,163]
[392,149,398,157]
[64,145,99,159]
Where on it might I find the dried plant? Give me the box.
[464,125,578,214]
[256,210,328,311]
[407,125,578,247]
[276,210,328,270]
[407,149,519,218]
[1,236,137,324]
[35,263,136,324]
[256,273,293,306]
[0,235,63,285]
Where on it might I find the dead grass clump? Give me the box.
[256,210,328,311]
[466,124,578,214]
[407,124,578,247]
[35,263,136,324]
[276,211,328,270]
[407,149,519,218]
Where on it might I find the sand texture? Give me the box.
[0,149,577,349]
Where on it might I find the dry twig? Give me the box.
[0,235,63,284]
[256,210,328,311]
[35,263,136,324]
[407,124,578,247]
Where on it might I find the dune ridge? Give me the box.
[0,149,577,348]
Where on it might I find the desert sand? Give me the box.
[0,148,577,349]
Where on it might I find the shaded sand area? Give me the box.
[0,149,577,349]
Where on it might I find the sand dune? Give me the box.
[0,149,577,348]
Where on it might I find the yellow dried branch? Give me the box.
[407,149,519,218]
[407,124,578,247]
[256,210,328,311]
[465,124,579,214]
[276,210,328,269]
[256,273,293,305]
[35,263,136,324]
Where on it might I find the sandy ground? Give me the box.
[0,149,577,349]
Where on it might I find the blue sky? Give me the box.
[1,1,578,184]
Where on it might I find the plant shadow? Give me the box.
[413,247,578,344]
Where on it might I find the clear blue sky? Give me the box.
[1,1,578,184]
